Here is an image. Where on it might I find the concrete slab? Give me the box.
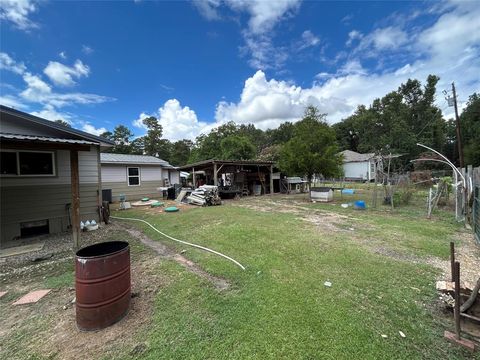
[12,289,51,305]
[0,242,45,258]
[0,291,7,299]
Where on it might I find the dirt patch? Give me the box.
[119,223,230,291]
[0,221,230,359]
[37,252,167,360]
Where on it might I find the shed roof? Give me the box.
[100,153,175,168]
[178,159,275,171]
[0,105,114,146]
[0,133,98,145]
[340,150,375,163]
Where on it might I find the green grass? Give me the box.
[110,199,473,359]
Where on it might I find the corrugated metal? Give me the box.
[100,153,173,167]
[0,132,98,145]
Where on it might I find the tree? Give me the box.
[54,119,71,127]
[220,135,256,160]
[170,139,194,166]
[279,106,342,187]
[460,93,480,166]
[102,125,135,154]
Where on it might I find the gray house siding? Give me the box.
[0,146,101,245]
[101,164,163,202]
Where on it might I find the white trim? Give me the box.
[0,150,56,177]
[127,166,141,186]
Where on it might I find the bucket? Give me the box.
[75,241,131,331]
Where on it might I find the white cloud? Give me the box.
[0,0,38,30]
[0,52,26,74]
[132,99,209,141]
[132,112,151,130]
[194,0,301,69]
[296,30,320,51]
[192,0,221,20]
[59,51,67,59]
[43,60,90,86]
[81,123,108,136]
[30,104,72,122]
[81,45,94,55]
[0,95,27,109]
[355,26,408,53]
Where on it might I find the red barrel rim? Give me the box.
[76,241,129,259]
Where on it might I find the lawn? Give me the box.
[106,193,474,359]
[1,192,475,359]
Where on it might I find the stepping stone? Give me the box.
[13,289,51,305]
[0,291,7,299]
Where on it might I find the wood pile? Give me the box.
[186,185,222,206]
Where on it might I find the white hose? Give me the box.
[110,215,246,270]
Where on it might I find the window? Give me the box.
[0,151,55,176]
[127,167,140,186]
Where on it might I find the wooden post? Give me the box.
[192,167,195,188]
[450,242,455,282]
[70,150,80,250]
[270,165,274,195]
[213,162,218,186]
[454,261,461,339]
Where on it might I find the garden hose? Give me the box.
[110,215,246,270]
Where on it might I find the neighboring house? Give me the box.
[100,153,180,202]
[0,105,114,247]
[340,150,382,181]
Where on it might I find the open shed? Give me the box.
[178,159,277,198]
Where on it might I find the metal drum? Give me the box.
[75,241,131,331]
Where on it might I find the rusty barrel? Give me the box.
[75,241,131,331]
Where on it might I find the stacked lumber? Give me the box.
[186,185,222,206]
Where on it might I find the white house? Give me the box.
[100,153,180,202]
[340,150,381,181]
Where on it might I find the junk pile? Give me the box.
[177,185,222,206]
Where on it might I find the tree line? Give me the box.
[97,74,479,171]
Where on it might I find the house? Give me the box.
[339,150,382,181]
[0,105,114,248]
[100,153,180,202]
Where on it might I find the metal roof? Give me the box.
[100,153,175,168]
[0,105,114,146]
[0,132,98,145]
[178,158,275,170]
[339,150,375,163]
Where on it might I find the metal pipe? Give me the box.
[415,144,465,186]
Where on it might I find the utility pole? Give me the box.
[451,82,464,168]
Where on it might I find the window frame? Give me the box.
[0,150,56,177]
[127,166,141,186]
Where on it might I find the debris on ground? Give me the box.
[399,331,406,338]
[186,185,222,206]
[12,289,51,305]
[0,291,8,298]
[32,253,53,262]
[324,281,332,287]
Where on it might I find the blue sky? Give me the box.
[1,0,479,140]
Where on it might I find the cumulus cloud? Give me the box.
[0,0,39,30]
[30,104,72,123]
[81,123,108,136]
[43,60,90,86]
[132,99,209,141]
[1,52,114,129]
